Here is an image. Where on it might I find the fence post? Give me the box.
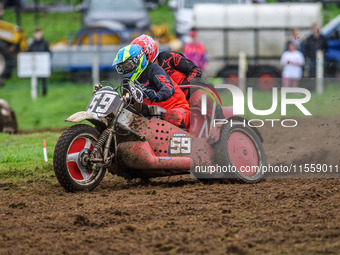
[316,49,324,94]
[31,53,38,100]
[92,52,100,87]
[238,51,247,92]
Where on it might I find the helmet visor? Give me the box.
[116,58,136,75]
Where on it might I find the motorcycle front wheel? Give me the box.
[53,124,106,192]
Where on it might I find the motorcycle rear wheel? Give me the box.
[215,124,266,183]
[53,124,106,192]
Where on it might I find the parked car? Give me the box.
[193,3,323,87]
[169,0,251,42]
[80,0,150,29]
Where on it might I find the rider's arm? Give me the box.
[150,65,175,102]
[168,52,202,84]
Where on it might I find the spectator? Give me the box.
[304,24,327,78]
[280,42,305,88]
[285,28,303,52]
[183,29,207,71]
[28,27,50,96]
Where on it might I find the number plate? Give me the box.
[86,87,122,117]
[169,136,192,155]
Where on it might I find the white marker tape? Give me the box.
[43,140,48,162]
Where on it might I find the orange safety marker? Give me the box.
[43,140,48,162]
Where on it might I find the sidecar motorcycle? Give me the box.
[53,81,266,192]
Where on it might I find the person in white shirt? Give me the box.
[280,42,305,88]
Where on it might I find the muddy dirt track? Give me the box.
[1,116,340,255]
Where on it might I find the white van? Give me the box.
[169,0,252,42]
[82,0,150,29]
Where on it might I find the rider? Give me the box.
[130,35,203,96]
[131,34,223,118]
[112,44,190,130]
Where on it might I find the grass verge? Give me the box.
[1,75,93,130]
[0,132,60,183]
[3,10,82,44]
[149,3,175,35]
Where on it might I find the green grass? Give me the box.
[1,74,93,130]
[0,132,59,182]
[3,10,82,44]
[149,3,175,35]
[324,4,340,24]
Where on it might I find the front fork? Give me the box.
[90,125,116,166]
[88,104,125,169]
[87,104,146,170]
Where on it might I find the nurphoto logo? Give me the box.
[201,84,312,128]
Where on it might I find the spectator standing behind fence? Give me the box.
[285,28,303,52]
[28,27,51,96]
[280,42,305,88]
[304,24,327,78]
[183,29,207,71]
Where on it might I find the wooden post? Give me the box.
[316,49,324,94]
[238,51,247,92]
[31,53,38,100]
[92,52,100,88]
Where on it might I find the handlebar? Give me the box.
[127,80,148,104]
[133,80,147,92]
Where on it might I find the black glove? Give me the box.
[145,89,160,102]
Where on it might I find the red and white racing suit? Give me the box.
[138,62,190,129]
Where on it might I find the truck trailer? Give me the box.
[194,3,323,89]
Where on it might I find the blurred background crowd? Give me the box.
[0,0,339,86]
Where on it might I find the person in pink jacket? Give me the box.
[183,29,207,71]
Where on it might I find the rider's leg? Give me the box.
[164,107,190,130]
